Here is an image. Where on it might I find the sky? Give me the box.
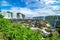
[0,0,60,17]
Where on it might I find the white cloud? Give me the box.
[2,6,59,17]
[4,7,57,17]
[23,0,59,17]
[7,7,38,17]
[48,6,60,14]
[25,0,56,8]
[43,0,55,4]
[1,0,60,17]
[49,6,60,10]
[33,8,56,16]
[25,0,45,8]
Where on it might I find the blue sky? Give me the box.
[0,0,26,10]
[0,0,60,17]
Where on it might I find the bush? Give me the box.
[0,18,60,40]
[0,18,42,40]
[0,14,4,18]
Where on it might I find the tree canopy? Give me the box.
[0,14,4,18]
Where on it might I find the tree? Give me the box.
[56,20,60,37]
[0,14,4,18]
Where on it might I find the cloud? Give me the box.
[2,7,36,17]
[25,0,56,9]
[3,7,57,17]
[43,0,55,4]
[33,8,56,16]
[25,0,45,9]
[1,0,60,17]
[49,6,60,10]
[25,0,60,9]
[10,7,43,17]
[40,0,60,14]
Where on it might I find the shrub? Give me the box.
[0,14,4,18]
[0,18,42,40]
[0,18,60,40]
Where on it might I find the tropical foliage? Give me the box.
[0,18,42,40]
[0,18,60,40]
[0,14,4,18]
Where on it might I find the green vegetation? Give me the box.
[56,20,60,34]
[56,20,60,28]
[0,14,4,18]
[56,20,60,37]
[0,18,42,40]
[0,18,60,40]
